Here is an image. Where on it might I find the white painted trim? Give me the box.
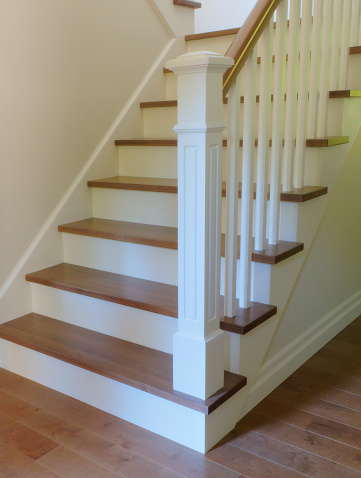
[249,288,361,405]
[0,38,176,303]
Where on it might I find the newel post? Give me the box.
[166,52,234,400]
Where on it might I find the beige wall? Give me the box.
[266,123,361,360]
[0,0,170,289]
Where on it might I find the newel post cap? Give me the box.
[166,51,234,74]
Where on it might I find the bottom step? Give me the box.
[0,313,246,415]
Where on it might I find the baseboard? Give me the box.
[242,288,361,415]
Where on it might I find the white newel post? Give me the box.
[166,52,234,400]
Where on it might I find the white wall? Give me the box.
[0,0,170,290]
[195,0,256,33]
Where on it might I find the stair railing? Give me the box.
[167,0,359,400]
[224,0,357,318]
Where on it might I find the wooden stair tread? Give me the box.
[88,176,328,203]
[115,137,349,147]
[0,313,246,414]
[25,263,277,335]
[350,46,361,54]
[59,218,178,250]
[141,91,360,107]
[58,218,303,265]
[329,90,361,98]
[173,0,201,9]
[185,28,240,41]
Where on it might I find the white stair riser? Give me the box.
[118,146,178,179]
[62,233,264,296]
[142,99,343,139]
[31,283,177,353]
[62,234,178,285]
[91,187,302,235]
[92,189,178,227]
[0,339,231,453]
[186,35,236,54]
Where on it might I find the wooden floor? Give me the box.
[0,317,361,477]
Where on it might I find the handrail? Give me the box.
[223,0,282,98]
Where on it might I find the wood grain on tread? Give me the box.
[115,137,348,147]
[58,218,303,265]
[88,176,328,203]
[0,314,246,415]
[173,0,201,8]
[350,46,361,54]
[88,176,178,193]
[25,263,277,335]
[58,218,178,250]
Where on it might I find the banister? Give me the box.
[223,0,282,98]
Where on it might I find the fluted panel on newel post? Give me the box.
[166,52,234,400]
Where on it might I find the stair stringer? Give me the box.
[239,100,361,417]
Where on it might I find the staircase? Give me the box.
[1,0,361,454]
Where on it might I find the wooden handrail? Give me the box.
[223,0,282,98]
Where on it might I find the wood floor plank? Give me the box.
[83,417,242,478]
[269,386,361,431]
[230,426,361,477]
[294,365,361,397]
[207,441,306,477]
[0,441,61,478]
[19,408,82,445]
[254,398,361,451]
[20,409,185,478]
[282,375,361,412]
[0,411,58,460]
[0,389,37,420]
[0,314,246,415]
[38,446,122,478]
[239,412,361,471]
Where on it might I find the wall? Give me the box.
[0,0,170,291]
[195,0,256,33]
[267,122,361,360]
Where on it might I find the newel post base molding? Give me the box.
[166,52,234,400]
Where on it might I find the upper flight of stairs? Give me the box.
[1,22,361,452]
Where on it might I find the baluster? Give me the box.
[239,50,257,309]
[283,0,301,192]
[269,0,288,245]
[339,0,352,89]
[255,21,273,252]
[330,0,343,91]
[294,0,312,189]
[224,76,241,318]
[350,0,360,46]
[317,0,333,138]
[307,0,324,138]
